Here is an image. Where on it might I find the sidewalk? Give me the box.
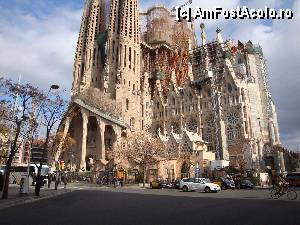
[0,184,72,210]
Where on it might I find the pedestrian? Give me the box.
[32,172,36,186]
[63,174,67,188]
[62,172,67,189]
[48,173,52,188]
[0,171,4,191]
[113,176,117,188]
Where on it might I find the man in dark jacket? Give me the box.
[0,171,4,191]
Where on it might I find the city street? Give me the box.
[1,185,300,225]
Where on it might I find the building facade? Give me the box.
[59,0,285,178]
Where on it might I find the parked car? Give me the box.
[286,172,300,187]
[236,179,254,189]
[172,179,181,189]
[150,180,172,189]
[180,178,221,193]
[150,180,160,189]
[213,177,235,190]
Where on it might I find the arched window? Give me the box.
[130,117,135,131]
[172,98,175,105]
[238,58,243,64]
[228,83,233,93]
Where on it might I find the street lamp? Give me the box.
[50,85,60,90]
[24,84,59,194]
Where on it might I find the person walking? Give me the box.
[113,176,117,188]
[62,172,67,189]
[48,173,52,188]
[0,171,4,191]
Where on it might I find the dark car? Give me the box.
[236,179,254,189]
[286,172,300,187]
[150,180,172,189]
[213,177,235,190]
[172,179,181,189]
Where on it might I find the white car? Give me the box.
[180,177,221,193]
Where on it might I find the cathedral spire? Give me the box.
[191,18,198,48]
[200,23,206,46]
[216,26,224,43]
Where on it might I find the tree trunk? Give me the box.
[143,165,147,188]
[35,164,43,196]
[1,122,21,200]
[1,154,13,199]
[54,170,59,190]
[35,132,50,196]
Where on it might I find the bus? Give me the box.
[286,172,300,187]
[0,164,50,185]
[8,165,35,185]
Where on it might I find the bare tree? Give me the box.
[0,77,45,199]
[34,92,68,196]
[124,131,166,187]
[0,102,9,164]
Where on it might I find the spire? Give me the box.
[191,18,198,48]
[200,23,206,46]
[216,26,224,43]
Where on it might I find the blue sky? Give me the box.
[0,0,300,150]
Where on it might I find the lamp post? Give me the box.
[24,84,59,195]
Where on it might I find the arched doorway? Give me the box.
[104,125,117,161]
[181,161,190,179]
[86,116,99,170]
[66,110,83,171]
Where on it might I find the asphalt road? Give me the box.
[1,187,300,225]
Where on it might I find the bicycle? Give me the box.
[270,185,297,200]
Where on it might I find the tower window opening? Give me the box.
[112,40,115,61]
[126,99,129,110]
[119,44,122,66]
[116,46,119,64]
[133,50,136,71]
[124,45,127,67]
[129,47,132,69]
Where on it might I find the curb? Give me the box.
[0,189,73,210]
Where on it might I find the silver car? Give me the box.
[180,178,221,193]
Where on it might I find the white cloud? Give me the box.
[0,6,82,93]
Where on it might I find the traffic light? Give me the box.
[60,160,65,170]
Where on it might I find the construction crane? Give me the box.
[171,0,192,12]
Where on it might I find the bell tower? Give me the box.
[110,0,141,130]
[71,0,111,95]
[71,0,141,130]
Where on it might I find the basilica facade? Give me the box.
[57,0,285,180]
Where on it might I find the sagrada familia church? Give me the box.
[57,0,286,181]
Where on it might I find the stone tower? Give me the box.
[71,0,141,130]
